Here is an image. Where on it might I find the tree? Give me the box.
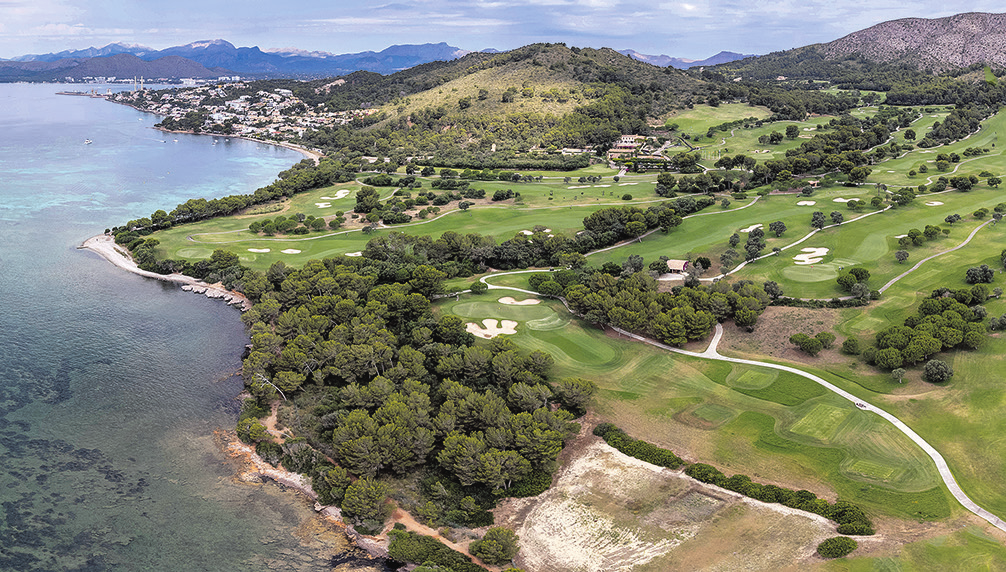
[850,282,870,300]
[553,377,597,414]
[989,176,1002,188]
[923,359,953,383]
[341,478,390,526]
[355,186,382,214]
[904,128,916,141]
[763,280,784,300]
[842,338,861,355]
[830,211,844,225]
[768,220,787,237]
[470,527,519,565]
[815,331,836,349]
[470,281,488,295]
[965,264,994,284]
[874,348,904,370]
[817,536,858,559]
[785,125,800,139]
[891,368,906,383]
[811,211,826,229]
[410,265,447,298]
[895,250,909,264]
[848,166,871,185]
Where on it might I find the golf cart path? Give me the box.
[479,274,1006,533]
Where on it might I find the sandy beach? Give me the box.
[79,234,252,310]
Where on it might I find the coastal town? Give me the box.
[110,82,379,144]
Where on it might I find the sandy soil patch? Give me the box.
[511,439,834,572]
[315,202,332,208]
[345,251,363,257]
[717,306,844,366]
[832,197,852,203]
[320,190,351,200]
[248,248,271,253]
[793,247,829,265]
[281,249,302,254]
[895,234,908,238]
[797,201,816,206]
[466,318,518,339]
[925,201,944,206]
[499,296,540,305]
[740,223,763,233]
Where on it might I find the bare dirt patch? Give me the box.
[717,306,845,366]
[506,436,836,571]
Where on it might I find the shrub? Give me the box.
[842,338,861,355]
[621,193,633,200]
[470,527,519,565]
[817,536,858,558]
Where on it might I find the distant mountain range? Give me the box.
[1,40,472,80]
[618,50,756,69]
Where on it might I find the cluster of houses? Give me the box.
[111,83,377,140]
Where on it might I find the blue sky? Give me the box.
[1,1,1002,60]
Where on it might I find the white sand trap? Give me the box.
[895,234,908,238]
[927,160,935,163]
[544,228,552,232]
[315,202,332,208]
[466,319,518,339]
[618,182,638,186]
[797,200,816,206]
[248,248,271,253]
[793,247,830,265]
[345,251,363,257]
[740,223,763,233]
[320,190,351,200]
[281,249,301,254]
[499,296,540,305]
[803,127,814,131]
[833,198,852,203]
[925,201,944,206]
[521,230,534,235]
[595,184,611,187]
[567,185,589,189]
[798,135,812,138]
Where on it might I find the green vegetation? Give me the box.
[105,48,1006,567]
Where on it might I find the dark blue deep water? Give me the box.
[0,84,375,571]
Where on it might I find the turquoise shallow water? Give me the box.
[0,84,379,571]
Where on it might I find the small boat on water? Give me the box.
[84,139,92,145]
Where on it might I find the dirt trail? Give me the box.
[382,509,495,570]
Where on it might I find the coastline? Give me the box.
[105,97,323,163]
[79,234,252,310]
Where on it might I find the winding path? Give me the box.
[879,219,994,293]
[477,276,1006,533]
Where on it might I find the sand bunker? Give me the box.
[281,249,301,254]
[466,319,518,339]
[315,202,332,208]
[499,297,540,305]
[520,228,552,235]
[618,182,638,186]
[925,201,944,206]
[797,200,816,206]
[247,248,271,253]
[345,251,363,257]
[740,223,763,233]
[895,234,908,238]
[832,198,852,203]
[793,247,829,265]
[567,185,589,189]
[320,190,351,200]
[595,184,611,187]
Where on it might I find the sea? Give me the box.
[0,83,380,571]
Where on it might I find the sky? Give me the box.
[1,0,1003,60]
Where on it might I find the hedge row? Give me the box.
[685,463,874,534]
[593,423,874,535]
[592,423,686,469]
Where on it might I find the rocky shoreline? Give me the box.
[79,234,252,310]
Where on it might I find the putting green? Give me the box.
[729,369,776,390]
[527,314,570,331]
[450,301,554,321]
[780,257,859,282]
[847,459,900,482]
[790,403,852,441]
[692,403,736,425]
[176,247,214,258]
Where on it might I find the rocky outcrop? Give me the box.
[822,12,1006,72]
